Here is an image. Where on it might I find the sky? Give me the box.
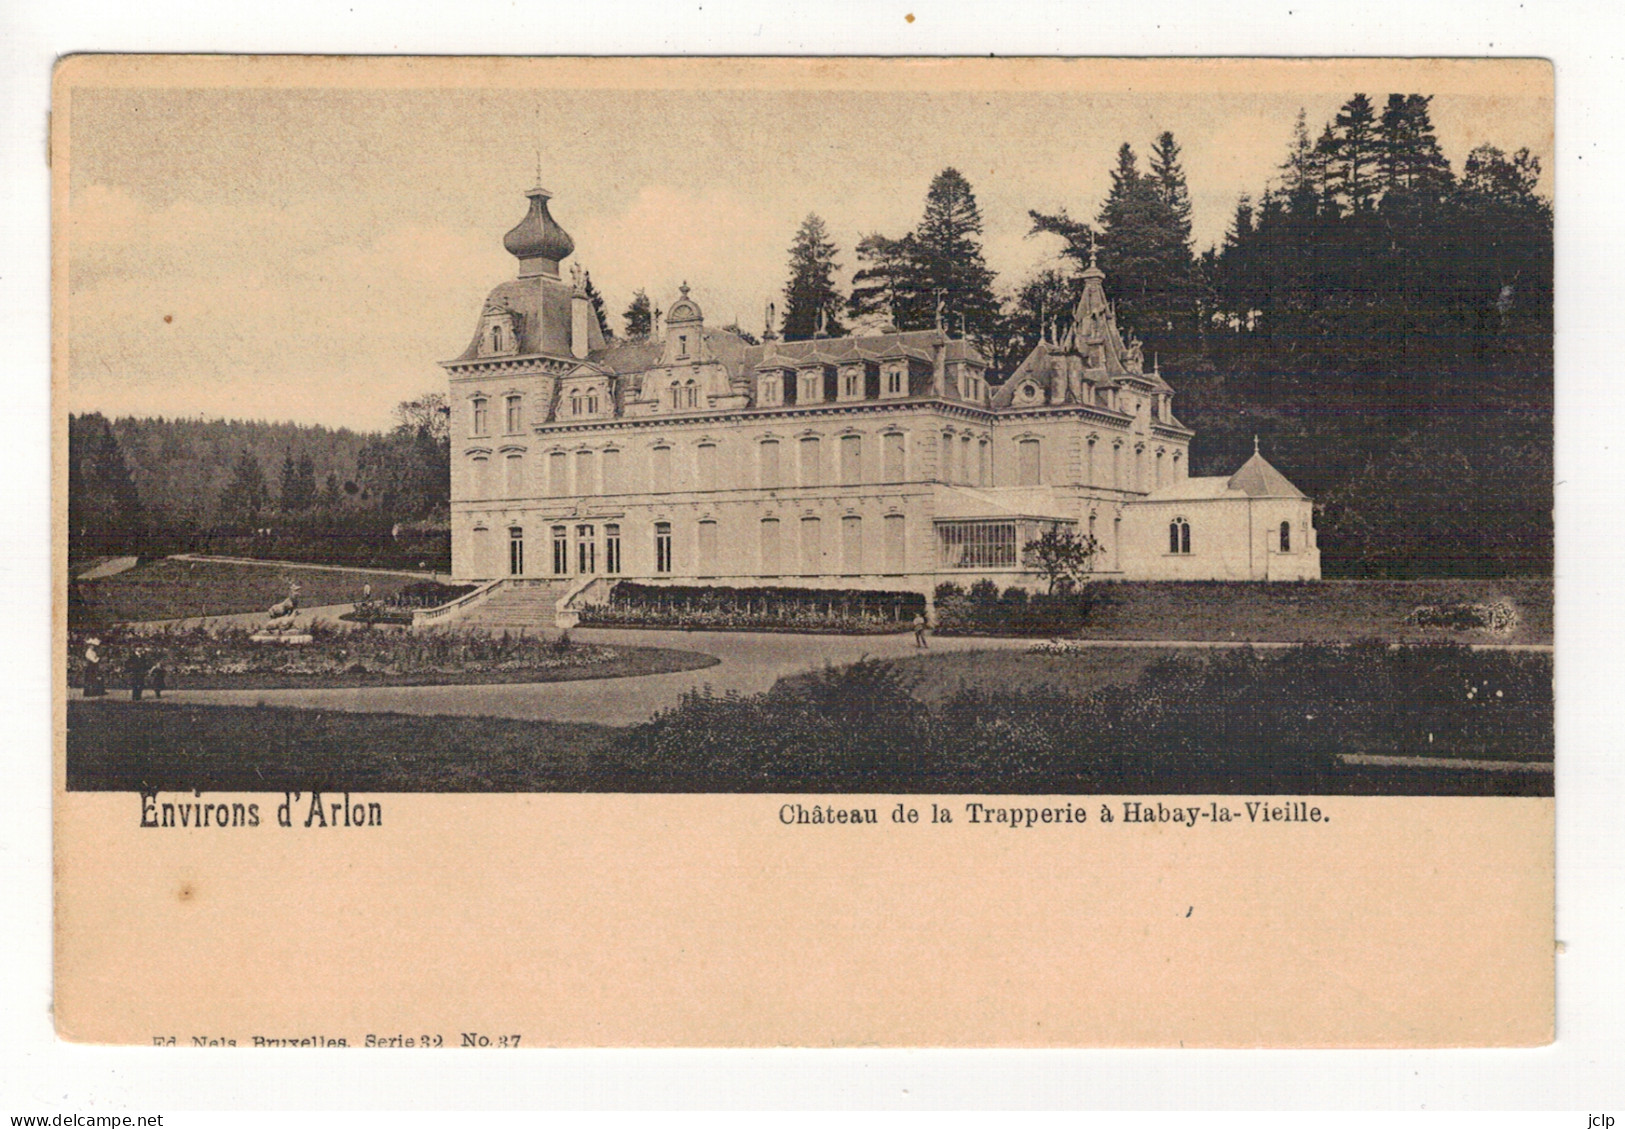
[62,60,1553,431]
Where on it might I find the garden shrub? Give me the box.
[580,582,925,634]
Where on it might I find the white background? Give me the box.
[2,0,1620,1113]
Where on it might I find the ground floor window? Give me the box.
[552,525,569,574]
[883,514,906,572]
[654,521,673,573]
[697,519,718,575]
[604,523,621,573]
[509,527,525,575]
[576,523,597,574]
[761,518,781,575]
[1170,517,1192,554]
[1279,520,1292,552]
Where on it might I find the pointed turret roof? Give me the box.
[1226,445,1307,498]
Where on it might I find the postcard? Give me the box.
[54,55,1554,1046]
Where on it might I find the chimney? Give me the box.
[569,263,591,360]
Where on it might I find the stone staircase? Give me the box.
[455,579,572,634]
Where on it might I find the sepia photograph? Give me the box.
[61,59,1553,799]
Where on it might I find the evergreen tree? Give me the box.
[278,450,299,509]
[68,414,147,558]
[1149,131,1194,246]
[999,268,1079,367]
[847,232,925,328]
[216,449,271,529]
[1330,93,1381,210]
[583,270,612,340]
[910,168,1001,344]
[623,289,653,339]
[779,213,845,341]
[319,471,342,510]
[1378,94,1454,202]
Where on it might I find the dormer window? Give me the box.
[884,365,905,397]
[587,391,599,415]
[760,373,782,407]
[570,391,583,416]
[490,324,504,352]
[678,333,690,359]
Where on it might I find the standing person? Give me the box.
[912,612,929,649]
[82,638,104,697]
[125,648,148,701]
[148,654,167,700]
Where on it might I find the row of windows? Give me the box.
[1164,519,1298,557]
[489,515,912,578]
[470,362,992,434]
[467,434,1191,498]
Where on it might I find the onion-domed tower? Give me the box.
[503,183,576,280]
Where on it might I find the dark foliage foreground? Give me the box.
[67,644,1550,796]
[614,643,1550,795]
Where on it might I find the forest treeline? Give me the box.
[72,93,1551,578]
[69,396,452,571]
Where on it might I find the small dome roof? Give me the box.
[666,281,704,324]
[503,185,575,271]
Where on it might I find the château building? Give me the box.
[440,183,1319,606]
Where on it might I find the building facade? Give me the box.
[443,184,1319,595]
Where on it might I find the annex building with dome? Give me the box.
[440,183,1320,605]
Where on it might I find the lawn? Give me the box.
[67,701,622,792]
[942,578,1554,645]
[67,643,1552,796]
[71,557,424,625]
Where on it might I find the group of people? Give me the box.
[80,637,167,701]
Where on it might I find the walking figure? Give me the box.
[149,656,167,700]
[82,637,105,697]
[912,613,929,648]
[125,649,149,701]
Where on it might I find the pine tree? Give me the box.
[1378,94,1454,202]
[911,169,1001,343]
[278,450,299,509]
[623,289,652,339]
[779,213,845,342]
[583,270,612,340]
[1149,131,1194,247]
[847,232,925,328]
[217,449,271,529]
[1331,93,1381,210]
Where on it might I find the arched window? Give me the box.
[669,381,682,410]
[1169,517,1191,555]
[570,391,582,416]
[654,522,673,573]
[491,324,504,353]
[684,380,699,409]
[1280,520,1292,553]
[586,391,599,415]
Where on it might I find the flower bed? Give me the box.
[68,622,615,687]
[579,582,923,635]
